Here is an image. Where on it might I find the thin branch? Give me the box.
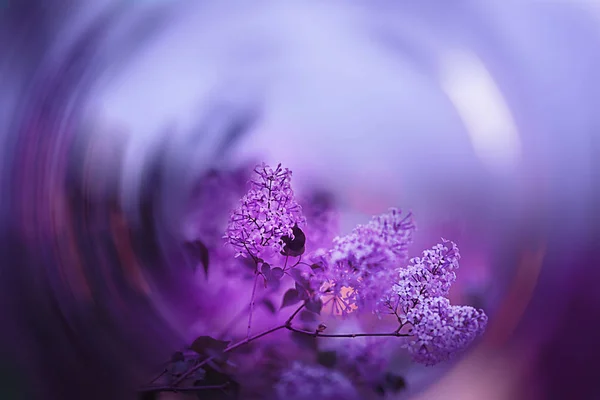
[217,290,271,339]
[172,324,287,386]
[290,255,302,268]
[285,304,305,324]
[247,270,260,338]
[285,326,411,338]
[147,369,167,385]
[162,303,410,390]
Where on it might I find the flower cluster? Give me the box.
[392,239,460,313]
[225,163,305,260]
[274,362,359,400]
[314,209,415,313]
[144,163,490,399]
[378,240,488,365]
[404,297,488,365]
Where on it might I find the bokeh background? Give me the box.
[0,0,599,399]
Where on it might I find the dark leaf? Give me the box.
[265,265,283,288]
[281,245,305,257]
[270,267,284,280]
[260,263,271,277]
[289,269,311,291]
[317,351,337,368]
[261,298,277,314]
[185,240,210,278]
[295,282,309,300]
[281,289,302,309]
[305,298,323,315]
[190,336,230,358]
[385,373,406,392]
[281,225,306,256]
[290,331,317,351]
[266,275,282,290]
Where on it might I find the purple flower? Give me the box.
[404,297,488,366]
[315,208,415,313]
[328,208,415,272]
[274,362,359,400]
[225,163,305,260]
[389,239,460,313]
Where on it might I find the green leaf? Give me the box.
[281,289,302,309]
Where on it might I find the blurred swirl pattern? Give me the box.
[0,1,599,399]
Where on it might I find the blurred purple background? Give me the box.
[0,0,599,399]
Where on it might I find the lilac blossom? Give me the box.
[314,208,415,313]
[374,240,488,365]
[274,362,359,400]
[225,163,305,260]
[390,239,461,313]
[404,297,488,366]
[143,164,489,398]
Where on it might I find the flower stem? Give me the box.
[172,324,287,386]
[247,270,260,338]
[284,326,411,338]
[167,303,411,389]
